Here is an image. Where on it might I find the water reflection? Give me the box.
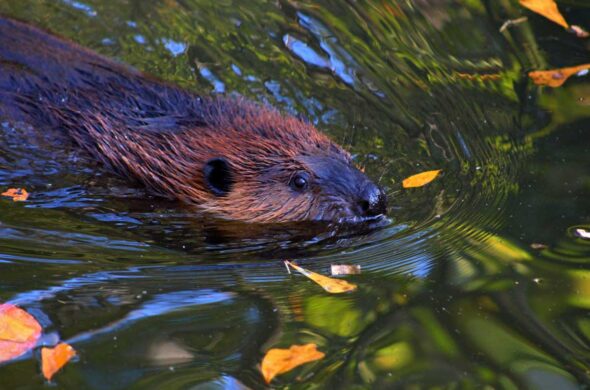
[0,0,589,388]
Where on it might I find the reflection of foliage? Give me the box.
[267,233,590,387]
[1,0,589,387]
[304,295,369,337]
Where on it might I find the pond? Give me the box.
[0,0,589,388]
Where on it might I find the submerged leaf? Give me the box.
[519,0,568,28]
[285,261,357,293]
[402,170,441,188]
[41,343,76,381]
[261,343,325,384]
[0,303,42,363]
[529,64,590,87]
[1,188,29,202]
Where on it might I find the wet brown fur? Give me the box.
[0,17,368,223]
[66,101,352,222]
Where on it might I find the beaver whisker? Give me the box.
[386,189,401,198]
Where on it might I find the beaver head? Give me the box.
[169,99,388,223]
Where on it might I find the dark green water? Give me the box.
[0,0,589,388]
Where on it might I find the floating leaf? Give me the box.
[1,188,29,202]
[570,25,590,38]
[529,64,590,87]
[284,261,357,293]
[575,228,590,239]
[402,170,441,188]
[519,0,568,28]
[41,343,76,381]
[261,343,325,384]
[0,303,42,363]
[331,264,361,276]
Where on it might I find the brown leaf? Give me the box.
[285,261,357,293]
[529,64,590,87]
[41,343,76,381]
[0,303,42,363]
[1,188,29,202]
[402,170,441,188]
[330,264,361,276]
[519,0,568,28]
[261,343,325,384]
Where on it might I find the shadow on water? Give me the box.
[0,0,589,388]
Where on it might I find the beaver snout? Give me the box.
[357,183,387,217]
[294,155,388,222]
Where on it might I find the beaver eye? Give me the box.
[290,172,310,191]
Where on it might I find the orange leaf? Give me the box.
[0,303,42,363]
[529,64,590,87]
[285,261,357,293]
[261,343,325,384]
[519,0,568,28]
[41,342,76,381]
[1,188,29,201]
[402,170,441,188]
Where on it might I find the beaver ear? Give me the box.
[204,158,234,196]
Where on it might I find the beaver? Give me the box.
[0,17,387,223]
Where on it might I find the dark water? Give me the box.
[0,0,589,388]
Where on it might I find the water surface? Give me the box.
[0,0,589,388]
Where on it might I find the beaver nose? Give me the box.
[357,183,387,217]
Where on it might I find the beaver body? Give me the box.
[0,17,386,223]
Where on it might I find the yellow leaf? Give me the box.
[261,343,325,384]
[519,0,568,28]
[528,64,590,87]
[402,170,441,188]
[285,261,357,293]
[0,303,42,363]
[41,342,76,381]
[1,188,29,202]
